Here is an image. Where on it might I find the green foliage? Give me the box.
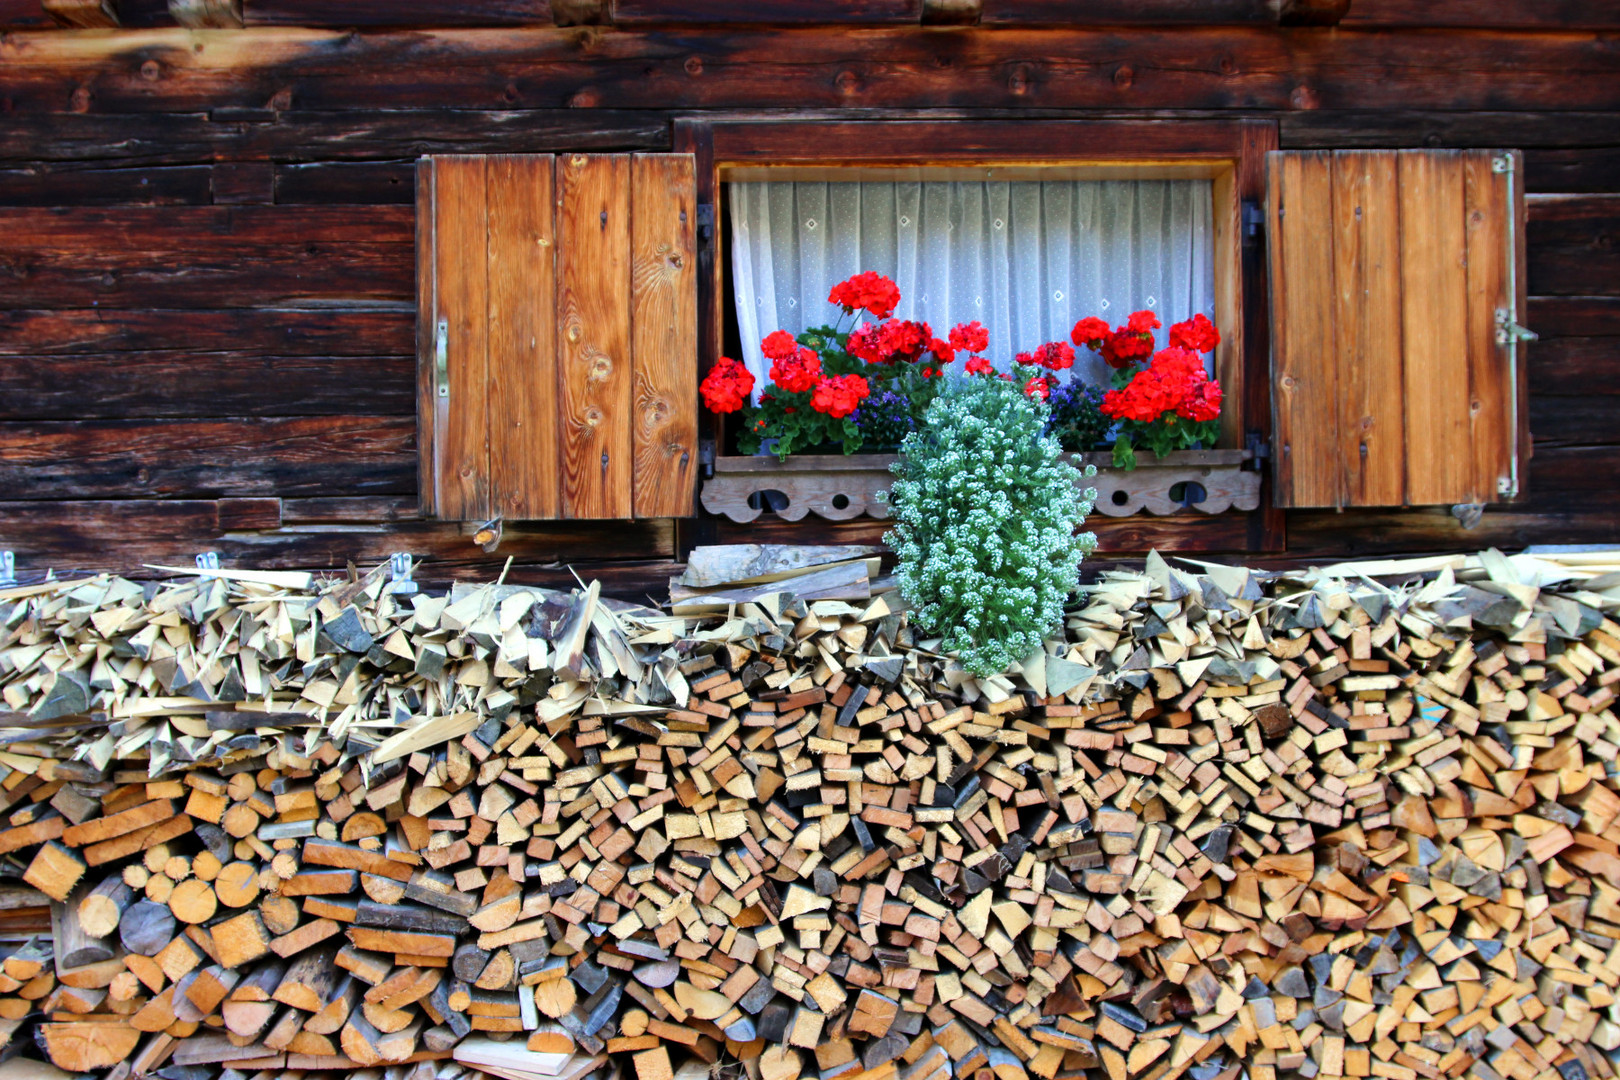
[885,377,1097,677]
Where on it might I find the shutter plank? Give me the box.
[1268,151,1341,508]
[1463,150,1513,503]
[430,155,491,521]
[630,154,698,519]
[1332,151,1406,507]
[558,154,632,520]
[1399,150,1473,506]
[486,154,559,521]
[416,157,439,517]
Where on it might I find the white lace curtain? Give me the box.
[727,178,1216,394]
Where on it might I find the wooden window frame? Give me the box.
[674,116,1283,551]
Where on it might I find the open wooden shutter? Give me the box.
[417,153,698,521]
[1267,149,1529,509]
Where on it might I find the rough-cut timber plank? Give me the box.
[557,153,632,520]
[1343,0,1620,28]
[1529,296,1620,338]
[426,155,492,521]
[0,354,413,420]
[0,111,671,167]
[1527,194,1620,297]
[1399,150,1474,505]
[1281,111,1620,152]
[1267,150,1340,509]
[0,29,1614,115]
[0,0,51,26]
[1331,150,1404,508]
[1464,151,1515,503]
[1529,393,1620,448]
[0,499,677,577]
[629,153,697,519]
[611,0,920,22]
[1530,338,1620,397]
[0,416,415,500]
[485,153,560,521]
[0,164,213,206]
[981,0,1325,23]
[0,206,413,309]
[0,308,413,357]
[243,0,551,25]
[274,161,417,204]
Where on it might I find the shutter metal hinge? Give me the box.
[1242,200,1265,247]
[195,551,221,571]
[435,318,450,398]
[1244,431,1270,469]
[1452,503,1485,529]
[1492,155,1515,174]
[0,552,14,587]
[1496,308,1538,345]
[698,438,716,480]
[695,204,715,245]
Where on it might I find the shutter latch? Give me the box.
[1244,431,1270,470]
[435,318,450,398]
[1495,308,1537,345]
[1242,200,1265,247]
[1492,155,1515,174]
[698,438,716,480]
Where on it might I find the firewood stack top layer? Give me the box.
[1,547,1620,1080]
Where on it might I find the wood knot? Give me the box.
[140,60,162,82]
[584,407,603,428]
[571,155,588,168]
[1290,84,1319,110]
[589,355,613,381]
[835,71,860,96]
[1113,65,1133,89]
[567,324,582,343]
[684,56,703,76]
[1008,65,1029,95]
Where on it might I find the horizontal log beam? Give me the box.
[0,28,1613,115]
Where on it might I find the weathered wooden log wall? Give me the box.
[0,1,1617,589]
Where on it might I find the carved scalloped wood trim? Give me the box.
[701,450,1260,524]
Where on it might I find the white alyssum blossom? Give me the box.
[884,378,1097,676]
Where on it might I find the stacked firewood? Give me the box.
[1,547,1619,1080]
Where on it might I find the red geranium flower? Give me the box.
[847,322,884,364]
[1071,316,1112,349]
[964,356,995,376]
[880,319,930,363]
[811,373,870,419]
[761,329,799,362]
[1126,310,1161,335]
[1169,313,1220,354]
[1101,346,1221,424]
[949,320,990,355]
[770,346,822,394]
[828,272,901,320]
[1031,341,1075,371]
[1179,378,1223,422]
[1024,375,1052,401]
[700,357,755,414]
[928,338,956,364]
[1100,328,1155,370]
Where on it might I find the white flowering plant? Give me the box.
[885,376,1098,676]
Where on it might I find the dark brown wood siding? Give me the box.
[0,6,1617,592]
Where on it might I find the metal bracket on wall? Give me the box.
[195,552,221,571]
[385,552,418,596]
[1242,200,1265,247]
[1451,503,1485,530]
[1495,308,1538,346]
[0,552,14,587]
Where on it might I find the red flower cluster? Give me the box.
[1014,341,1076,372]
[1168,312,1221,354]
[828,272,901,320]
[1023,374,1053,401]
[1070,316,1111,349]
[1101,347,1222,423]
[770,345,822,394]
[964,356,995,377]
[812,374,870,418]
[848,318,932,365]
[700,357,755,414]
[761,329,799,362]
[1071,309,1161,370]
[948,320,990,356]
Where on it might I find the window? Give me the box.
[726,172,1217,393]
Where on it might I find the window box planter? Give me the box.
[701,449,1259,524]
